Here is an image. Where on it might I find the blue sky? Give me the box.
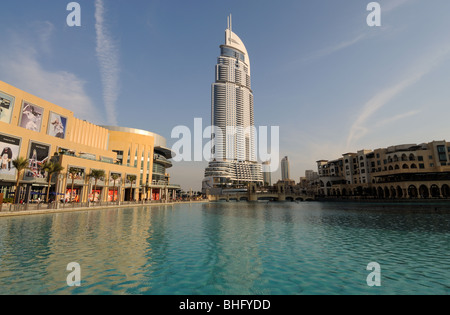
[1,0,450,190]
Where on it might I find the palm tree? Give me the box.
[88,169,105,202]
[110,173,120,202]
[68,167,79,203]
[127,175,137,201]
[12,157,29,204]
[42,161,65,203]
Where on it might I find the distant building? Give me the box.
[305,170,318,182]
[281,156,290,181]
[262,161,272,186]
[316,141,450,199]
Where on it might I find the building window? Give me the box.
[418,156,423,161]
[419,164,425,169]
[429,155,433,160]
[430,163,435,167]
[113,150,123,165]
[437,145,447,162]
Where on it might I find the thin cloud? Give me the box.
[304,34,367,63]
[375,109,421,128]
[382,0,414,13]
[346,45,450,150]
[33,21,55,55]
[95,0,120,126]
[0,30,100,122]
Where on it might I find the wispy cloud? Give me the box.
[303,34,367,63]
[33,21,55,55]
[0,29,100,122]
[382,0,415,13]
[95,0,120,126]
[374,109,421,128]
[346,45,450,150]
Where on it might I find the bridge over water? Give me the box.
[206,184,315,202]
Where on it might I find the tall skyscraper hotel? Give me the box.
[203,16,263,190]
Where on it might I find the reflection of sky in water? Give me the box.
[0,203,448,295]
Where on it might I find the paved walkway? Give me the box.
[0,201,209,218]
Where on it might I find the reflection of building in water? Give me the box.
[41,209,157,292]
[202,205,265,293]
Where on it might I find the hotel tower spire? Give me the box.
[203,16,263,191]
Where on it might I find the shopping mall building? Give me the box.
[0,81,180,203]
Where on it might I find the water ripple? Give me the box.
[0,203,449,295]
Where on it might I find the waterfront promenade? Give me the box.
[0,200,209,218]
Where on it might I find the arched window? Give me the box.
[397,186,403,198]
[441,185,450,198]
[408,185,418,198]
[419,185,429,198]
[402,164,409,169]
[409,154,416,161]
[430,185,440,198]
[384,187,390,198]
[377,187,384,198]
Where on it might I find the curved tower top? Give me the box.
[224,15,251,74]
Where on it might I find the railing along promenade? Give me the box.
[0,199,207,214]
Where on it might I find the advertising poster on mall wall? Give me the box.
[24,141,50,180]
[0,133,21,180]
[108,172,122,202]
[0,91,15,124]
[47,112,67,139]
[19,101,44,132]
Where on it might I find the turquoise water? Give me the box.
[0,202,449,295]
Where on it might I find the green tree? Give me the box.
[12,157,29,204]
[127,174,137,201]
[68,167,79,203]
[88,169,106,202]
[42,161,65,203]
[110,173,120,202]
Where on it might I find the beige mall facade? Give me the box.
[0,81,179,203]
[317,141,450,199]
